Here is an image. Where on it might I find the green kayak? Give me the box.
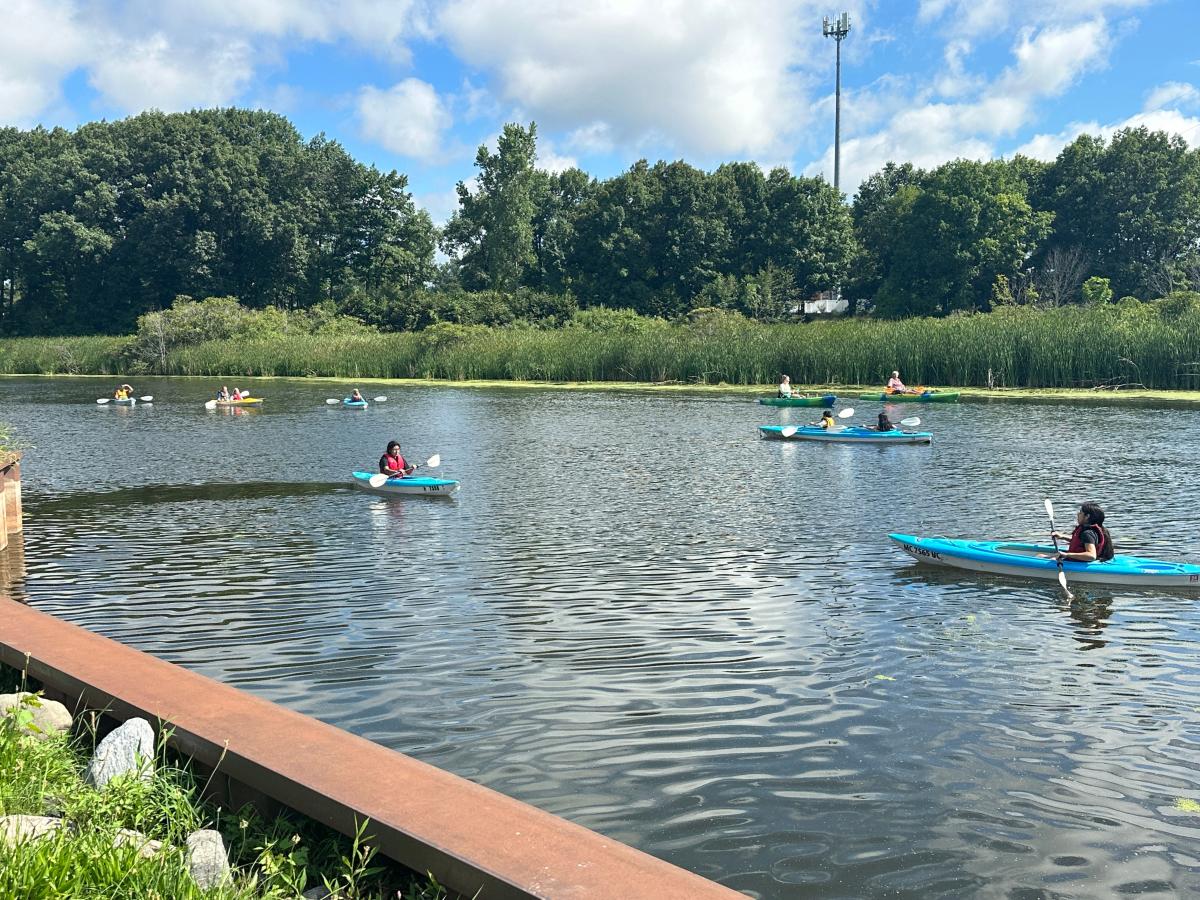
[758,394,837,408]
[858,390,959,403]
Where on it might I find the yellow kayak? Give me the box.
[212,397,263,407]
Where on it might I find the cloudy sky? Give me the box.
[3,0,1199,222]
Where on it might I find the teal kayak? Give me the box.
[758,394,837,408]
[890,533,1200,589]
[351,471,458,497]
[343,399,368,409]
[760,425,931,445]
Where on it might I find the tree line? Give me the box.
[0,110,1197,335]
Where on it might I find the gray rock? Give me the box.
[85,717,156,789]
[0,692,72,740]
[0,814,62,845]
[114,828,163,858]
[186,829,230,889]
[302,888,333,900]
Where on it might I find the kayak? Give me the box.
[758,394,837,408]
[858,390,959,403]
[213,397,263,407]
[343,399,368,409]
[111,398,136,406]
[351,472,459,497]
[890,533,1200,589]
[759,425,931,445]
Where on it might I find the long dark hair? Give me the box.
[1080,502,1114,559]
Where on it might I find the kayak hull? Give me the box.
[758,394,837,408]
[890,533,1200,589]
[859,391,959,403]
[112,398,136,406]
[213,398,263,407]
[343,399,368,409]
[760,425,931,445]
[351,471,458,497]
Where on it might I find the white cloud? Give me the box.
[435,0,831,159]
[415,185,463,227]
[537,144,577,173]
[1144,81,1200,112]
[1015,108,1200,160]
[0,0,89,122]
[918,0,1154,38]
[88,34,256,111]
[809,16,1117,193]
[358,79,452,162]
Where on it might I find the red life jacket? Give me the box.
[384,453,408,473]
[1068,523,1111,560]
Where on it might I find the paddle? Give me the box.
[368,454,441,487]
[96,398,109,404]
[900,416,920,426]
[204,399,218,409]
[139,395,153,402]
[1044,498,1073,598]
[373,396,387,402]
[325,398,340,405]
[780,408,855,437]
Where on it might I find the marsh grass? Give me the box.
[0,665,445,899]
[3,301,1199,388]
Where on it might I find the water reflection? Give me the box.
[3,376,1200,898]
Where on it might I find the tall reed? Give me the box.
[2,302,1199,388]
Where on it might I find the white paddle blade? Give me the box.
[96,398,109,404]
[425,454,441,468]
[1044,498,1055,522]
[900,416,921,426]
[781,425,798,437]
[368,473,389,487]
[326,398,340,405]
[204,400,217,410]
[373,395,388,402]
[139,395,153,402]
[838,407,855,418]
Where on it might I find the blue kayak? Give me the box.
[351,471,458,496]
[759,425,931,445]
[890,533,1200,589]
[343,399,368,409]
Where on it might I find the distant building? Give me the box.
[803,290,849,316]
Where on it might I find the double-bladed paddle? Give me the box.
[97,395,153,404]
[368,454,441,487]
[1044,498,1073,598]
[326,396,388,405]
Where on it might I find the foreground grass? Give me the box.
[0,678,443,899]
[2,302,1200,390]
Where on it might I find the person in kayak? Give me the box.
[231,388,243,401]
[216,386,230,401]
[886,371,922,395]
[350,389,365,403]
[777,375,793,398]
[113,386,128,400]
[811,409,837,430]
[379,441,416,478]
[1052,502,1114,562]
[876,411,894,431]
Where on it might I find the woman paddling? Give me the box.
[777,375,793,399]
[886,371,920,395]
[379,441,416,478]
[1052,502,1114,563]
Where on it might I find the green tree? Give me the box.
[441,122,540,291]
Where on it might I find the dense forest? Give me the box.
[0,108,1197,336]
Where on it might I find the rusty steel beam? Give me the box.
[0,601,744,899]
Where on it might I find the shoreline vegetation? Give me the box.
[1,299,1199,399]
[0,664,442,899]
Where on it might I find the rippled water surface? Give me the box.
[7,376,1200,897]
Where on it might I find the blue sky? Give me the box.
[3,0,1199,223]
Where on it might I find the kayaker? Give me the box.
[113,385,128,400]
[777,375,793,399]
[1052,502,1115,562]
[350,389,365,403]
[231,388,243,401]
[876,411,894,431]
[886,371,920,395]
[813,410,836,430]
[379,441,416,478]
[216,386,230,401]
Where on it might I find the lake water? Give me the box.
[6,375,1200,897]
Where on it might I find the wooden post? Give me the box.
[1,457,21,536]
